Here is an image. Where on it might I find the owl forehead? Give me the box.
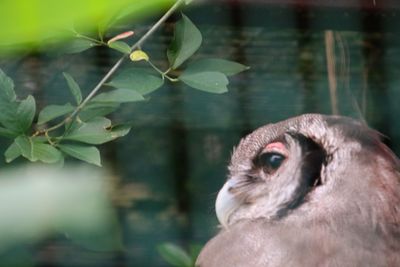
[229,114,379,175]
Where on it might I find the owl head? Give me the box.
[216,114,400,229]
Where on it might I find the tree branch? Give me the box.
[42,0,185,134]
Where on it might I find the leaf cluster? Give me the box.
[0,11,248,166]
[0,70,133,166]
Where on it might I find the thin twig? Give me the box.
[362,67,368,117]
[335,32,367,124]
[42,0,185,134]
[325,30,339,115]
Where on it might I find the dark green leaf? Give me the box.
[0,126,17,138]
[79,103,120,122]
[91,88,144,103]
[167,14,202,69]
[0,69,19,133]
[108,41,131,54]
[31,136,48,143]
[51,155,65,168]
[107,68,164,95]
[189,244,203,262]
[110,124,131,139]
[157,243,192,267]
[15,136,33,160]
[58,144,101,166]
[63,117,127,144]
[0,69,16,102]
[15,136,62,163]
[16,95,36,133]
[37,103,75,125]
[4,141,21,163]
[184,58,249,76]
[32,143,63,163]
[64,117,111,144]
[179,71,228,94]
[61,39,97,54]
[82,102,121,110]
[0,101,18,132]
[63,72,83,105]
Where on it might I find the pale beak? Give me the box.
[215,178,242,228]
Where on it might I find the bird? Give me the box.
[196,114,400,267]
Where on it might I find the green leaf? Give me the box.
[189,244,203,262]
[0,102,19,132]
[16,95,36,133]
[0,69,19,132]
[64,117,111,144]
[63,72,83,105]
[63,117,129,144]
[61,39,97,54]
[110,124,131,139]
[91,89,144,103]
[15,136,62,163]
[37,103,75,125]
[179,71,228,94]
[58,144,101,166]
[129,50,149,61]
[167,14,202,69]
[32,143,63,163]
[4,141,21,163]
[30,136,48,143]
[185,0,193,4]
[157,243,192,267]
[79,102,120,122]
[15,136,33,160]
[51,155,65,168]
[108,68,164,95]
[0,126,17,138]
[0,69,16,102]
[184,58,249,76]
[108,41,131,54]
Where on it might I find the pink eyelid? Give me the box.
[263,142,288,156]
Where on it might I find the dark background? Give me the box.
[1,0,400,266]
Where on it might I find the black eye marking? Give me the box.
[257,152,286,172]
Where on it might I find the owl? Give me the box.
[197,114,400,267]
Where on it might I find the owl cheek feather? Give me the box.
[217,132,326,227]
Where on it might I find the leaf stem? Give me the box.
[165,76,179,82]
[45,131,56,146]
[98,27,104,43]
[147,60,165,76]
[147,61,177,82]
[40,0,185,134]
[75,34,105,45]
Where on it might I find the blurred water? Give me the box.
[1,1,400,266]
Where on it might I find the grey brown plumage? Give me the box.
[196,114,400,267]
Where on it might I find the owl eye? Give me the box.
[258,152,286,172]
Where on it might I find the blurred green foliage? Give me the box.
[0,165,119,255]
[0,0,173,50]
[158,243,202,267]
